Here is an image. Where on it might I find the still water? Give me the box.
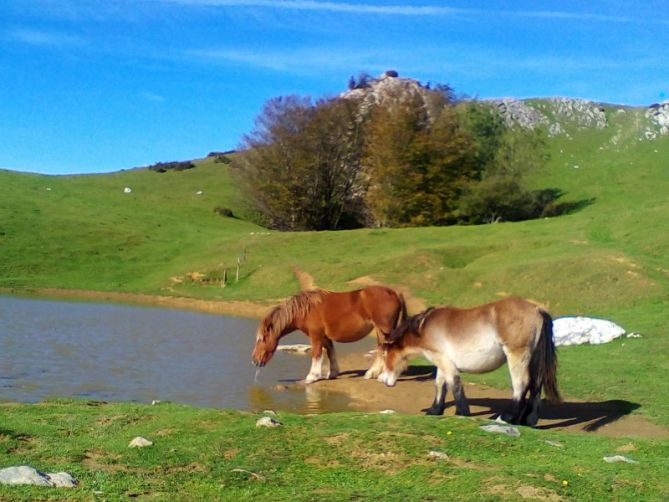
[0,295,366,413]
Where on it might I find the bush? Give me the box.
[148,161,195,173]
[214,206,235,218]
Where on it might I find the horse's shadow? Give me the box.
[462,397,640,432]
[336,365,436,381]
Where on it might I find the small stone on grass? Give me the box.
[129,436,153,448]
[256,416,281,428]
[480,424,521,437]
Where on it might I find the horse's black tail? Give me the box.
[532,310,561,403]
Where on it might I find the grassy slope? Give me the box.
[1,400,667,501]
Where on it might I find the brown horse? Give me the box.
[378,297,560,426]
[251,285,407,383]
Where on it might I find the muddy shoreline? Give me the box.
[0,287,271,319]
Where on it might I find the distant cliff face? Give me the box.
[490,97,669,141]
[340,72,669,142]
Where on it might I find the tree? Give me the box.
[362,90,475,227]
[234,96,366,230]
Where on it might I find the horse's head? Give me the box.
[378,308,434,386]
[251,318,279,367]
[377,343,407,387]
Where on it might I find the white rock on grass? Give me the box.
[129,436,153,448]
[428,451,449,460]
[603,455,638,464]
[480,424,521,437]
[256,416,281,428]
[553,317,627,346]
[0,466,77,488]
[44,472,78,488]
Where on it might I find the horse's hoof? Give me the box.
[423,407,444,416]
[364,369,377,380]
[499,412,518,424]
[304,375,320,384]
[327,372,339,380]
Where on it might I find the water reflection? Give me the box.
[0,295,365,413]
[247,382,353,414]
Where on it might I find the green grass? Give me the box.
[1,400,667,501]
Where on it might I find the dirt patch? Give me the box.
[222,448,241,460]
[312,352,669,439]
[83,449,133,473]
[516,484,564,501]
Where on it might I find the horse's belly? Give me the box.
[448,337,506,374]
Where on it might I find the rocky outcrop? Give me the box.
[644,101,669,139]
[341,71,443,121]
[493,98,551,131]
[491,97,607,136]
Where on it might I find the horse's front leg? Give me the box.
[305,335,325,384]
[423,368,448,415]
[364,343,385,380]
[451,374,470,416]
[324,338,339,380]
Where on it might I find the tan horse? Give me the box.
[251,285,407,383]
[378,297,560,426]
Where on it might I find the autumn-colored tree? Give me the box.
[234,95,366,230]
[362,91,475,226]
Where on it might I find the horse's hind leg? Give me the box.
[324,338,339,380]
[501,349,531,424]
[521,385,542,427]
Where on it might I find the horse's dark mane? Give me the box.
[387,307,435,343]
[264,289,328,339]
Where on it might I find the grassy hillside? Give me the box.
[1,101,669,427]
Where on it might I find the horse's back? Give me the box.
[420,297,545,372]
[316,285,401,342]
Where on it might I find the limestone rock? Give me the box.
[256,416,281,428]
[0,466,77,488]
[480,424,521,437]
[129,436,153,448]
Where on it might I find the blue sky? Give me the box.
[1,0,668,174]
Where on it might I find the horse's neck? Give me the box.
[276,322,298,341]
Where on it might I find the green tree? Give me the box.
[363,91,475,227]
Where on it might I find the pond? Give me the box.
[0,295,369,413]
